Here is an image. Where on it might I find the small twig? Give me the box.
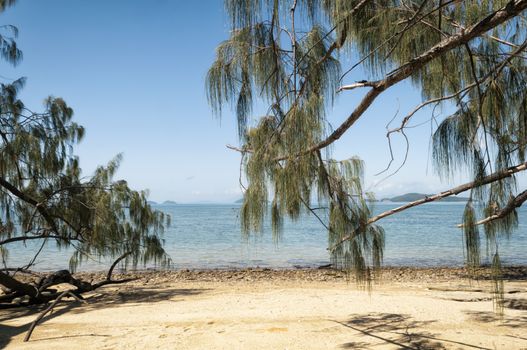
[16,238,48,277]
[238,152,247,192]
[374,102,401,176]
[226,144,250,153]
[373,130,410,184]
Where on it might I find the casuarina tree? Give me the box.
[0,0,170,320]
[207,0,527,290]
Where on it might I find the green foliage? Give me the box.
[326,158,385,282]
[462,200,481,268]
[0,0,21,66]
[0,80,170,271]
[209,0,527,284]
[0,1,170,272]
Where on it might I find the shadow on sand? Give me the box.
[334,312,493,350]
[465,307,527,329]
[0,286,209,348]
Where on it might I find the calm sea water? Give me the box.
[4,203,527,271]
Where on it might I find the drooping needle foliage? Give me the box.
[208,0,527,285]
[0,0,170,281]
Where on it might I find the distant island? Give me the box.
[235,193,468,204]
[147,200,179,206]
[382,192,468,202]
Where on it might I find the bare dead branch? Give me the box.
[24,290,87,342]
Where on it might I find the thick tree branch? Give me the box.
[284,0,527,159]
[457,189,527,227]
[330,161,527,251]
[0,176,59,233]
[24,291,87,342]
[0,271,37,298]
[0,267,140,309]
[227,0,527,161]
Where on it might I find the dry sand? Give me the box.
[1,267,526,349]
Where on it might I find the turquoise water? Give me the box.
[4,203,527,271]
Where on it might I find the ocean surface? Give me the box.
[4,203,527,271]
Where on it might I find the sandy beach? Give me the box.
[1,267,526,349]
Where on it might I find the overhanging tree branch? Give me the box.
[387,37,527,137]
[0,234,66,246]
[0,176,59,233]
[284,0,527,159]
[457,189,527,227]
[330,161,527,251]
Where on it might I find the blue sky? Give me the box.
[0,0,482,203]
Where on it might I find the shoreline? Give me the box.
[63,265,527,285]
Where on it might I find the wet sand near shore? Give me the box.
[2,267,526,349]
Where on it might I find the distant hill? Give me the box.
[384,192,468,202]
[162,200,178,206]
[234,193,466,204]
